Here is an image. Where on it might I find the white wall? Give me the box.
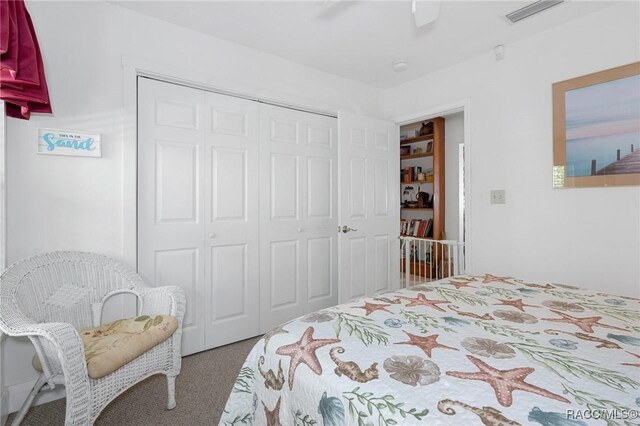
[385,2,640,296]
[3,0,383,411]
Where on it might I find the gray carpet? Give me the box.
[7,336,261,426]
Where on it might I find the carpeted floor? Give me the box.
[7,336,261,426]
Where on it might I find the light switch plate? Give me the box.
[490,190,506,204]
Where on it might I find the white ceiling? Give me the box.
[111,1,616,89]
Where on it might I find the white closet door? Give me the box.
[138,78,206,355]
[338,111,400,303]
[138,78,261,355]
[259,105,338,332]
[204,92,260,348]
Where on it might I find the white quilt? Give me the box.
[220,274,640,425]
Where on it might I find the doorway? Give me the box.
[397,107,468,285]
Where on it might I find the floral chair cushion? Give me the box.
[33,315,178,379]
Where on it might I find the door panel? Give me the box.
[349,157,367,218]
[211,108,248,137]
[260,105,338,331]
[338,111,399,303]
[374,235,390,293]
[154,248,199,330]
[155,98,200,130]
[270,118,299,144]
[308,125,332,147]
[348,237,367,299]
[204,92,260,349]
[374,131,390,150]
[270,154,299,220]
[210,244,247,320]
[138,78,206,355]
[155,141,199,222]
[211,148,246,221]
[307,157,332,219]
[373,159,390,216]
[270,240,299,309]
[307,237,332,300]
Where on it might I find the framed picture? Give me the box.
[426,141,433,154]
[552,62,640,188]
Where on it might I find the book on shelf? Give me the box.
[399,218,433,238]
[417,220,427,238]
[402,166,415,183]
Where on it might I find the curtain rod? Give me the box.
[138,75,338,119]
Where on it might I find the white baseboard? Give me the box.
[4,380,66,417]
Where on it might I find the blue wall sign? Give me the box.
[37,129,102,157]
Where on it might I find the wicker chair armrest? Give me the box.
[140,286,186,324]
[0,310,37,336]
[9,322,92,423]
[8,322,87,372]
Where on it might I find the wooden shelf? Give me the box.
[401,208,433,211]
[401,152,433,160]
[400,134,434,145]
[401,180,433,185]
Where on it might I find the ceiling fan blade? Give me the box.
[412,0,441,28]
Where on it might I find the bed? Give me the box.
[220,274,640,425]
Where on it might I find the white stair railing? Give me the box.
[400,236,464,288]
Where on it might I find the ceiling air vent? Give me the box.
[505,0,564,24]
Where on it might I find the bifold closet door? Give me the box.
[138,78,260,355]
[204,92,260,349]
[259,105,339,332]
[138,78,206,355]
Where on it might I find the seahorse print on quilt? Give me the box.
[330,347,378,383]
[258,356,285,390]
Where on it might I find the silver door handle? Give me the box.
[340,225,358,233]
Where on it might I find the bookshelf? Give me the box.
[400,118,445,278]
[400,117,445,240]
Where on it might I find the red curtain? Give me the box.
[0,0,52,120]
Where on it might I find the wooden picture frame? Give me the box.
[552,62,640,188]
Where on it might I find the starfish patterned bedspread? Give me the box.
[219,274,640,426]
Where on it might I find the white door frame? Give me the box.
[121,56,339,268]
[391,98,472,273]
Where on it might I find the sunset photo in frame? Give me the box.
[553,62,640,188]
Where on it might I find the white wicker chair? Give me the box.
[0,251,186,425]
